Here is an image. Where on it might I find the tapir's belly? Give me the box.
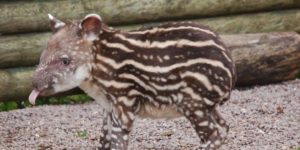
[137,102,182,119]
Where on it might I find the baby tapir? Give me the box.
[29,14,236,150]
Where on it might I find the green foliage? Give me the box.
[35,94,91,105]
[297,71,300,79]
[77,130,89,139]
[0,101,18,111]
[0,94,91,112]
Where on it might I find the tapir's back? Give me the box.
[95,22,235,105]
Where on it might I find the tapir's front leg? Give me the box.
[109,97,138,150]
[99,111,112,150]
[110,104,135,150]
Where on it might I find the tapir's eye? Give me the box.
[61,57,70,66]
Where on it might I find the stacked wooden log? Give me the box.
[0,0,300,101]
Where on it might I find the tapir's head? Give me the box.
[29,14,103,105]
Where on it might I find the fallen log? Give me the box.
[224,32,300,86]
[121,9,300,34]
[0,67,33,101]
[0,0,299,34]
[1,9,300,68]
[0,32,299,102]
[0,33,49,68]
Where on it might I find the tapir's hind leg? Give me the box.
[178,99,228,150]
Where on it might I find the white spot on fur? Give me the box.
[194,110,204,117]
[149,55,154,60]
[111,134,118,139]
[61,55,68,59]
[163,55,170,60]
[123,135,128,140]
[112,126,122,132]
[168,74,177,80]
[143,55,148,60]
[105,143,110,148]
[198,121,209,126]
[157,56,163,62]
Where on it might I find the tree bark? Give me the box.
[222,32,300,86]
[1,9,300,68]
[0,0,299,34]
[0,32,299,102]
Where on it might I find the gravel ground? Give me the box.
[0,80,299,150]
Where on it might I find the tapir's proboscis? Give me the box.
[29,14,236,150]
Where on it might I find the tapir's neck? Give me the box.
[89,25,125,74]
[100,24,121,39]
[80,25,121,97]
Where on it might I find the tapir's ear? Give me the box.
[48,14,66,33]
[80,14,102,41]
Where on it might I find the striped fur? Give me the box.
[92,22,235,104]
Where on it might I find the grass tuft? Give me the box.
[77,130,89,139]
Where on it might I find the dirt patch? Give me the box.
[0,80,299,150]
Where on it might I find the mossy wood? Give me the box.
[1,32,299,102]
[0,0,299,34]
[1,9,300,68]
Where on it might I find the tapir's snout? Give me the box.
[29,68,55,105]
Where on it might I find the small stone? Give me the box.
[276,106,284,114]
[241,108,247,114]
[160,130,174,137]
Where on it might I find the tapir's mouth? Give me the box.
[29,88,55,105]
